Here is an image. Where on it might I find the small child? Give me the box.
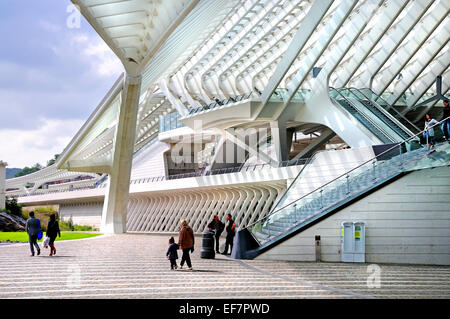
[166,237,179,270]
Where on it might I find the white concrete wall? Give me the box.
[257,166,450,265]
[131,141,170,180]
[59,202,103,229]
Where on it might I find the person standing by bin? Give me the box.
[207,215,225,253]
[178,220,195,270]
[222,214,236,255]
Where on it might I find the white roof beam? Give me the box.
[258,0,334,111]
[333,0,409,88]
[373,1,449,96]
[354,0,434,88]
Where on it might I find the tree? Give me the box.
[12,154,59,178]
[13,163,43,178]
[46,154,60,167]
[5,197,23,217]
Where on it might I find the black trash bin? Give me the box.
[200,231,215,259]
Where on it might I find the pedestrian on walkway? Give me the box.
[441,100,449,141]
[424,113,439,151]
[178,220,195,270]
[222,214,236,255]
[26,211,41,257]
[207,215,225,253]
[166,236,179,270]
[46,214,61,256]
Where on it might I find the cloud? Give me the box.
[37,19,62,33]
[0,1,124,169]
[70,33,124,77]
[0,118,84,168]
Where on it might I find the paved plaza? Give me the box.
[0,233,449,299]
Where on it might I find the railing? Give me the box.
[159,111,185,132]
[9,184,103,198]
[247,116,450,247]
[186,92,253,116]
[8,158,308,198]
[130,158,308,184]
[383,91,450,107]
[355,87,421,134]
[330,87,396,143]
[341,87,414,141]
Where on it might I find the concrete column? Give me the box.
[270,120,292,163]
[101,74,142,234]
[0,161,7,210]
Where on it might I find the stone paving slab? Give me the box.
[0,233,449,299]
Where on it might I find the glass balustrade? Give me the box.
[186,92,253,116]
[159,112,185,132]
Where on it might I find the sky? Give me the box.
[0,0,124,168]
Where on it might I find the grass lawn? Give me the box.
[0,232,102,242]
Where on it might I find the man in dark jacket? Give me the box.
[26,211,41,256]
[222,214,236,255]
[178,220,195,270]
[207,215,225,253]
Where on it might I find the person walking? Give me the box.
[178,220,195,270]
[26,211,41,257]
[424,113,439,151]
[222,214,236,255]
[46,214,61,256]
[442,100,449,141]
[207,215,225,253]
[166,236,179,270]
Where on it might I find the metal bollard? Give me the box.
[315,235,321,262]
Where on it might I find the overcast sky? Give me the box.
[0,0,123,168]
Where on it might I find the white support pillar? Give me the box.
[101,74,142,234]
[270,121,283,164]
[0,161,7,210]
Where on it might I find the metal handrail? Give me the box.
[355,87,421,133]
[245,116,450,231]
[348,87,414,134]
[331,87,398,143]
[186,92,253,117]
[345,87,415,140]
[270,151,325,213]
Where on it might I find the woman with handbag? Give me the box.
[46,214,61,256]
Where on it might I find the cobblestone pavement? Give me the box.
[0,233,449,299]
